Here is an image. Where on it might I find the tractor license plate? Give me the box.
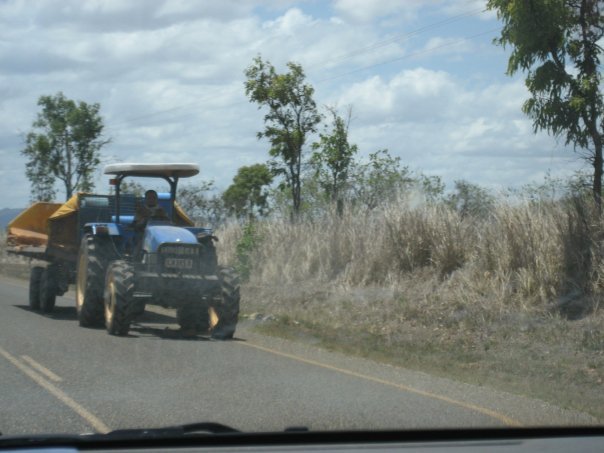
[164,258,193,269]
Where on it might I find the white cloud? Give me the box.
[80,0,133,15]
[443,0,497,21]
[0,0,585,208]
[420,36,474,57]
[332,67,580,191]
[262,7,316,32]
[332,0,429,23]
[337,68,457,122]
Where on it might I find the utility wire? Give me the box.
[309,7,486,69]
[107,86,243,129]
[106,7,495,130]
[318,27,502,82]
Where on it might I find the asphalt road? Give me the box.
[0,275,597,436]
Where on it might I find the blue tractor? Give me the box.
[72,163,240,338]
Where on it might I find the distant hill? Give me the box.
[0,208,23,230]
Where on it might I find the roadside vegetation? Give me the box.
[216,183,604,421]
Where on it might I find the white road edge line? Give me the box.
[0,345,110,433]
[21,355,63,382]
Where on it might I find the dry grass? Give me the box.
[216,195,604,420]
[217,195,604,309]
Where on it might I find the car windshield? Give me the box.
[0,0,602,438]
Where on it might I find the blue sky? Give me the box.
[0,0,585,207]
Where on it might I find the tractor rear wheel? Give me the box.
[104,261,135,336]
[76,235,111,327]
[209,266,240,340]
[29,266,43,311]
[39,265,57,313]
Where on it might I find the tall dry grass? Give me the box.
[216,194,604,323]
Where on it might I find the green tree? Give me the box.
[244,56,322,220]
[223,164,273,220]
[351,149,415,210]
[488,0,603,206]
[119,180,146,197]
[311,106,358,214]
[418,174,446,203]
[177,180,226,226]
[446,180,495,218]
[235,221,261,281]
[22,92,109,201]
[512,169,591,201]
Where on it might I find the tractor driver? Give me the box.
[133,189,169,231]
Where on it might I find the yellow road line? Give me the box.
[241,341,522,427]
[21,355,63,382]
[0,345,109,433]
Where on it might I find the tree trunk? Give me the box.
[292,175,301,220]
[291,146,302,221]
[65,181,73,200]
[65,132,73,200]
[578,0,603,210]
[593,139,603,212]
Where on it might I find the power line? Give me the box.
[317,27,502,82]
[107,86,244,129]
[106,26,499,133]
[105,8,496,130]
[309,6,486,69]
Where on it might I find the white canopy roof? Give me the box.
[104,163,199,178]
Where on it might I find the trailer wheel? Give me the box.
[76,235,109,327]
[29,266,43,311]
[177,304,210,335]
[104,261,135,336]
[40,266,57,313]
[210,266,240,340]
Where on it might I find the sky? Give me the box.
[0,0,587,208]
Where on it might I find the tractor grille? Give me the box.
[157,243,202,274]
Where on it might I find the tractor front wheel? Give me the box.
[29,266,43,311]
[39,265,58,313]
[104,261,135,336]
[209,266,240,340]
[76,235,110,327]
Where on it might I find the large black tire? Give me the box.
[104,261,135,336]
[29,267,43,311]
[76,235,110,327]
[177,304,210,335]
[39,266,57,313]
[210,266,240,340]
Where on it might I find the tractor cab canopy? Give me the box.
[104,163,199,179]
[103,163,199,223]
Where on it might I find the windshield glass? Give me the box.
[0,0,602,437]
